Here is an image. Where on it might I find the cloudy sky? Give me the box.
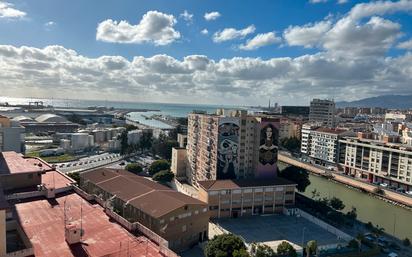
[0,0,412,105]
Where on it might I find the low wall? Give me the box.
[76,187,180,257]
[5,191,44,201]
[297,209,353,241]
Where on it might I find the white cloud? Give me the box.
[239,32,281,50]
[213,25,256,43]
[180,10,193,24]
[283,0,411,57]
[397,39,412,49]
[1,44,412,105]
[96,10,180,45]
[338,0,348,4]
[201,29,209,35]
[284,21,332,48]
[204,11,221,21]
[0,1,26,19]
[349,0,412,20]
[44,21,56,30]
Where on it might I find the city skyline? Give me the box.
[1,0,412,105]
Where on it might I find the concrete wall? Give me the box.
[0,173,42,191]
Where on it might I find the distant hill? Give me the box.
[337,95,412,109]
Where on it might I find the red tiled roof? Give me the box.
[14,192,164,257]
[81,168,207,218]
[198,178,296,191]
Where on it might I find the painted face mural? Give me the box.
[217,120,239,179]
[257,120,279,178]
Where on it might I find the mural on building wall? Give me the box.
[217,118,239,179]
[256,118,279,178]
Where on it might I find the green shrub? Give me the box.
[148,160,170,175]
[152,170,174,183]
[125,163,143,174]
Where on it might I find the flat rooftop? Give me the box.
[198,178,296,191]
[42,171,74,189]
[14,192,165,257]
[0,152,53,175]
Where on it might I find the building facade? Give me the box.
[80,168,209,252]
[309,99,336,127]
[0,116,25,153]
[186,110,281,186]
[339,135,412,190]
[198,178,296,218]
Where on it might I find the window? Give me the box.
[182,225,187,232]
[170,216,175,222]
[265,188,273,192]
[160,219,165,224]
[209,206,218,210]
[210,191,218,196]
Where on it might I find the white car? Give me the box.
[406,191,412,196]
[388,252,398,257]
[380,183,388,187]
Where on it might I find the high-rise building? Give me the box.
[309,99,336,127]
[186,109,281,185]
[174,109,296,218]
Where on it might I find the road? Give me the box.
[55,152,156,174]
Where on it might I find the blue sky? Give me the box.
[1,0,412,105]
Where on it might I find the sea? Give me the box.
[0,96,254,118]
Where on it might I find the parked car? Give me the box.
[406,191,412,195]
[380,183,388,187]
[388,252,398,257]
[396,188,406,193]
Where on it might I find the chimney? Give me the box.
[65,223,82,245]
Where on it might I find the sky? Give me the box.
[0,0,412,105]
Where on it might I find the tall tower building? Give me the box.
[309,99,336,127]
[186,109,280,186]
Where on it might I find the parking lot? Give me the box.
[211,214,345,251]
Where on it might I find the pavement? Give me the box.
[210,214,345,251]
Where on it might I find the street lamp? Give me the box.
[301,227,306,253]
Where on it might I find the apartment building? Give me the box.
[300,124,318,155]
[309,99,336,127]
[339,134,412,190]
[80,168,209,252]
[198,178,296,218]
[309,128,349,165]
[0,115,25,153]
[171,147,187,179]
[186,110,281,185]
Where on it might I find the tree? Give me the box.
[345,206,357,220]
[125,163,143,174]
[276,241,297,257]
[347,239,360,250]
[279,166,310,192]
[152,170,174,183]
[204,234,247,257]
[280,137,301,152]
[403,238,411,247]
[251,243,276,257]
[139,132,152,153]
[306,240,317,257]
[119,131,129,155]
[151,134,178,160]
[148,160,170,175]
[67,172,80,184]
[329,197,345,211]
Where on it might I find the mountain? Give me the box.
[336,95,412,109]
